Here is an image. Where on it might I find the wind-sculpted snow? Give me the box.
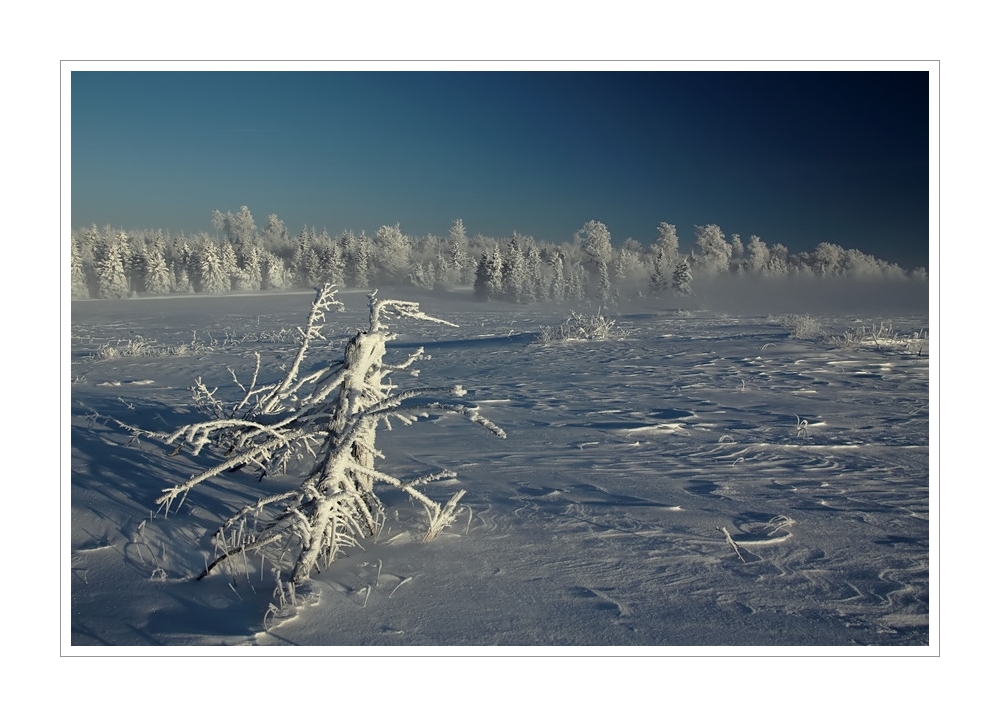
[69,291,930,647]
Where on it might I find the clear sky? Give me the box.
[71,69,930,269]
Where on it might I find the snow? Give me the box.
[67,287,931,651]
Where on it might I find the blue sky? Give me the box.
[71,69,931,269]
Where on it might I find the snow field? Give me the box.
[69,291,930,647]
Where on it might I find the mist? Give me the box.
[675,275,929,317]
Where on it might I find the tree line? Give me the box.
[71,206,926,302]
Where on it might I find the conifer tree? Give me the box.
[502,236,527,302]
[318,236,345,286]
[649,247,670,296]
[142,240,173,295]
[523,245,544,303]
[351,232,372,288]
[199,241,230,294]
[448,219,471,285]
[70,238,90,298]
[375,223,411,283]
[241,244,264,291]
[549,253,566,303]
[486,245,505,300]
[473,252,491,301]
[219,241,240,290]
[96,231,131,299]
[261,250,288,290]
[672,257,693,296]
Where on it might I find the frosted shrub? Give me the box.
[91,331,214,360]
[93,335,160,360]
[782,314,822,339]
[537,309,625,344]
[143,285,504,587]
[832,321,928,355]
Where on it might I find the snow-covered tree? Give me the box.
[261,213,289,251]
[198,241,230,294]
[613,243,641,284]
[374,223,411,283]
[577,220,613,302]
[142,241,173,295]
[649,247,671,296]
[349,231,372,288]
[502,236,527,302]
[812,242,845,277]
[546,253,564,302]
[523,244,545,303]
[259,250,288,290]
[729,233,744,272]
[654,222,681,270]
[473,246,505,301]
[743,234,769,275]
[219,241,241,290]
[70,238,90,298]
[146,286,504,592]
[449,218,468,247]
[766,243,789,277]
[95,231,131,299]
[693,224,732,276]
[317,233,346,286]
[672,257,693,296]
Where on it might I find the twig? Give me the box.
[718,526,748,564]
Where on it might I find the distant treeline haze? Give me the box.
[71,206,927,302]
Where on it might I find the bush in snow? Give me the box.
[831,321,928,355]
[782,314,823,339]
[536,309,626,344]
[142,285,505,589]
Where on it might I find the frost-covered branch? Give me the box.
[132,284,503,595]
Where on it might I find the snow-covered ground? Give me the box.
[67,285,931,650]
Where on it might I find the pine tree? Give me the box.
[446,219,470,285]
[374,223,410,283]
[649,247,670,296]
[549,253,566,303]
[241,244,264,291]
[523,245,544,303]
[96,231,131,299]
[199,242,230,294]
[219,241,240,291]
[318,237,345,286]
[473,252,491,301]
[70,238,90,298]
[502,237,527,302]
[486,245,504,300]
[261,250,288,290]
[729,233,744,273]
[170,239,195,293]
[142,241,173,295]
[672,258,693,296]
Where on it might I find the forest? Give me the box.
[70,205,927,303]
